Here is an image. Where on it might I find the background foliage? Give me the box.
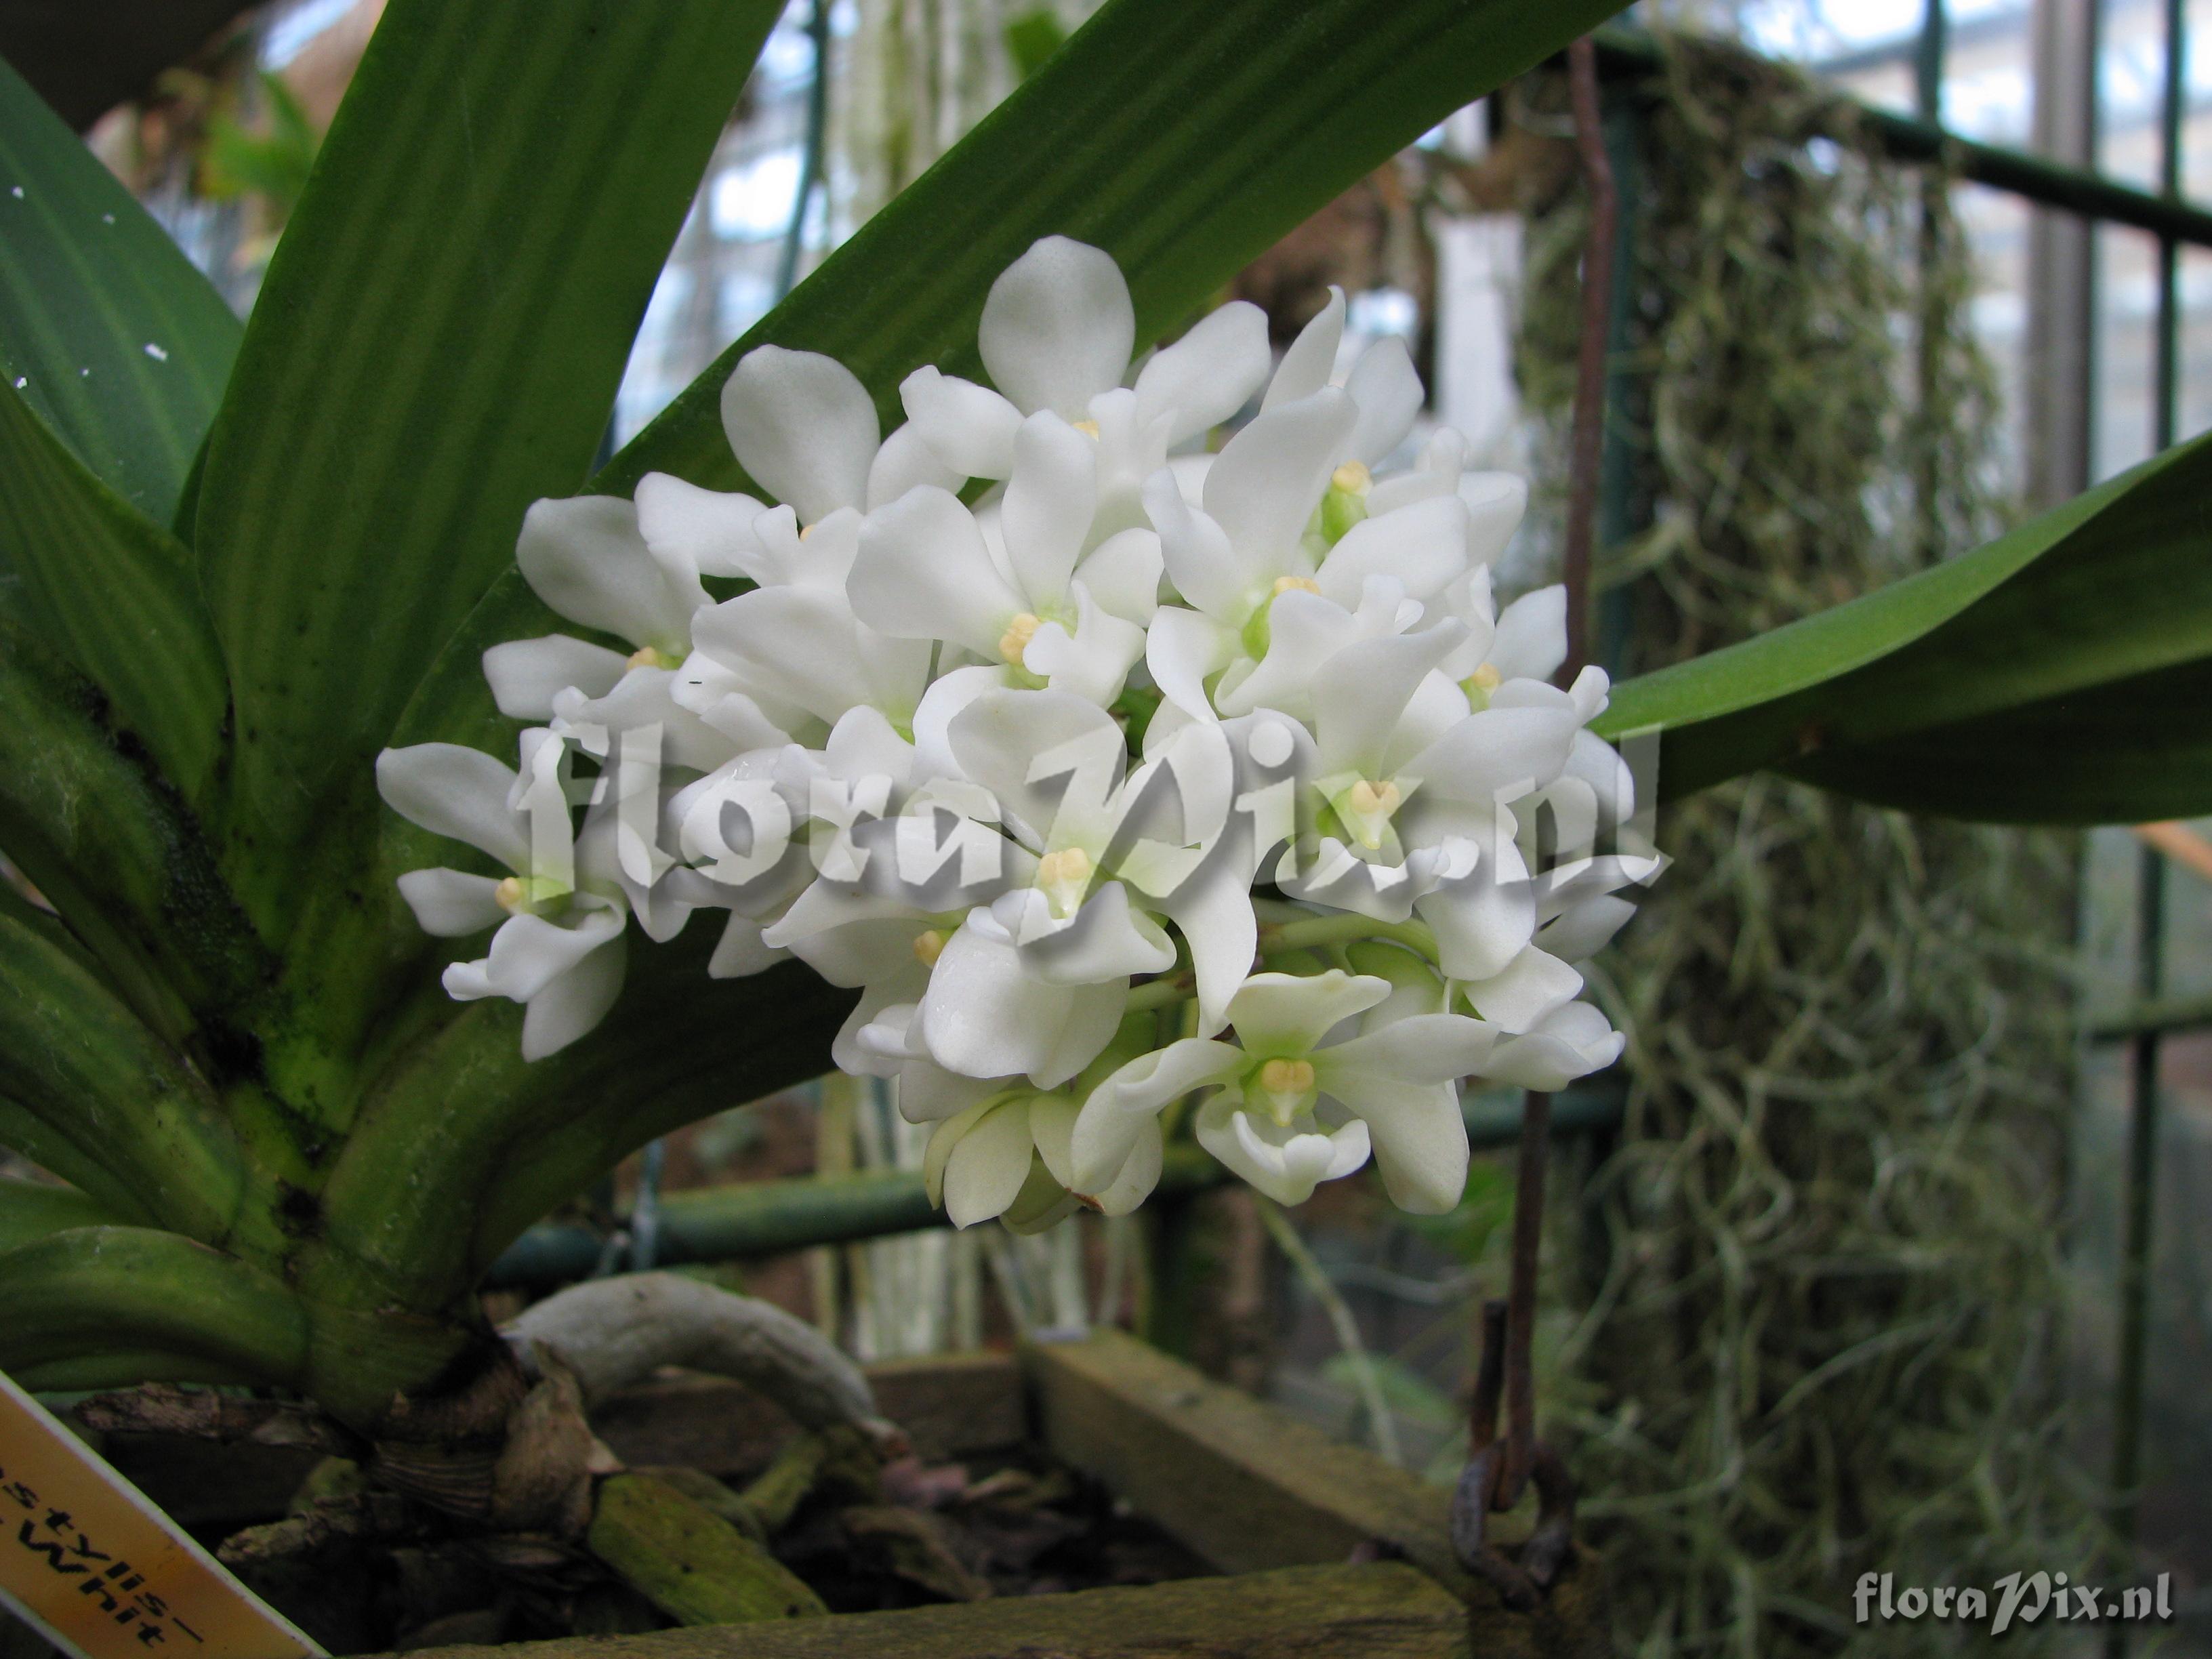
[1518,39,2095,1654]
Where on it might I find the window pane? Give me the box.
[2094,224,2162,479]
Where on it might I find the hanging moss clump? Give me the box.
[1515,35,2095,1657]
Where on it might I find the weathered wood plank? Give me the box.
[1023,1330,1607,1656]
[372,1561,1468,1659]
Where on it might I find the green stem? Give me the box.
[1260,912,1439,959]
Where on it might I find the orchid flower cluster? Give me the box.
[377,237,1658,1231]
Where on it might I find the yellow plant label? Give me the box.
[0,1370,323,1659]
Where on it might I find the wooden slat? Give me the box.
[373,1561,1467,1659]
[1024,1330,1607,1654]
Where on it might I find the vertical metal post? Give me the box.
[2024,0,2102,502]
[775,0,833,302]
[1914,0,1948,124]
[2105,9,2183,1653]
[1913,0,1951,561]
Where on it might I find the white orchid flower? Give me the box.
[898,237,1271,525]
[1073,969,1488,1213]
[934,689,1252,1033]
[483,494,713,729]
[848,413,1160,705]
[377,729,629,1060]
[1483,1000,1626,1092]
[1435,568,1569,707]
[922,1086,1161,1233]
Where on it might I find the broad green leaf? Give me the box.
[600,0,1632,495]
[194,0,782,929]
[0,54,239,522]
[0,382,228,794]
[1597,434,2212,824]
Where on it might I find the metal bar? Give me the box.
[1914,0,1948,124]
[485,1086,1631,1290]
[2107,12,2186,1643]
[2108,846,2167,1613]
[1591,28,2212,249]
[2084,990,2212,1044]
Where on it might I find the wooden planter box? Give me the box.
[366,1330,1607,1659]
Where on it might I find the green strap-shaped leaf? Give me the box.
[0,1180,125,1254]
[0,618,268,1054]
[0,1225,308,1393]
[600,0,1632,493]
[1597,433,2212,823]
[0,54,240,523]
[0,904,245,1242]
[0,382,228,794]
[314,939,851,1314]
[193,0,782,930]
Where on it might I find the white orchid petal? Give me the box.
[517,495,701,653]
[850,486,1027,657]
[865,422,965,511]
[1004,882,1174,985]
[947,688,1124,840]
[396,868,508,937]
[1417,846,1538,983]
[1203,389,1356,572]
[1537,894,1637,963]
[1460,472,1530,566]
[1407,705,1580,805]
[1091,1114,1165,1215]
[482,636,630,722]
[706,913,785,979]
[1025,588,1145,708]
[1490,586,1568,684]
[1263,287,1344,409]
[1143,471,1246,623]
[1323,1012,1497,1084]
[518,935,627,1061]
[483,901,626,1003]
[919,920,1120,1086]
[979,237,1135,417]
[1225,969,1391,1056]
[721,344,880,523]
[1461,947,1583,1033]
[1322,1072,1467,1213]
[1309,623,1465,777]
[635,472,768,581]
[1315,495,1470,610]
[1134,300,1272,441]
[1343,336,1424,465]
[1216,591,1361,718]
[376,744,528,872]
[1003,413,1099,604]
[1071,527,1164,624]
[1144,605,1233,724]
[942,1102,1038,1227]
[899,367,1023,479]
[1072,1038,1242,1191]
